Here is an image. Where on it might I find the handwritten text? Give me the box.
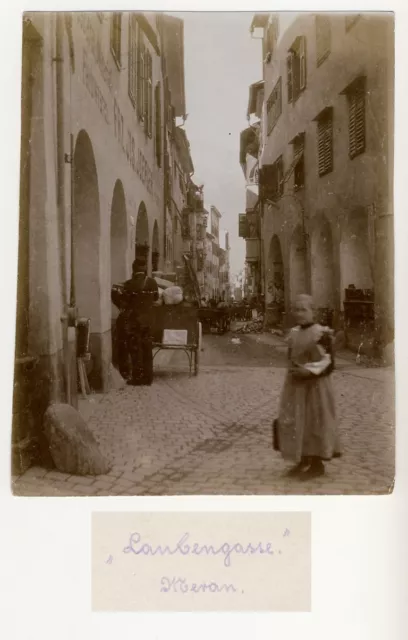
[123,531,283,568]
[160,576,238,594]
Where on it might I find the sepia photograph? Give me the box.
[11,10,395,497]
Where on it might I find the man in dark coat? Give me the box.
[122,257,159,386]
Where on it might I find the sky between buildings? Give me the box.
[172,12,262,279]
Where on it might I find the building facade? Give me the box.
[13,11,188,471]
[243,12,394,347]
[203,205,223,300]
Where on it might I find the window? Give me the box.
[137,30,145,120]
[266,77,282,134]
[259,156,284,201]
[275,156,284,197]
[293,138,305,190]
[128,16,137,107]
[179,171,184,195]
[316,108,333,176]
[316,15,331,66]
[347,82,366,159]
[110,13,122,67]
[144,49,153,137]
[345,14,360,31]
[155,82,162,166]
[287,35,307,103]
[135,28,153,136]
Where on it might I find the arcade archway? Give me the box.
[135,201,149,265]
[266,235,284,304]
[340,208,373,297]
[73,129,101,331]
[151,220,160,272]
[289,225,307,302]
[110,179,128,288]
[73,129,104,389]
[311,216,335,309]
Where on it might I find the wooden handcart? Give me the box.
[151,304,202,376]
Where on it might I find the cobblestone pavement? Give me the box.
[12,332,395,497]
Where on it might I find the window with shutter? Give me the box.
[266,77,282,134]
[299,36,306,90]
[276,156,284,197]
[110,13,122,68]
[348,89,365,158]
[287,54,293,103]
[128,16,137,107]
[145,51,153,137]
[155,82,161,166]
[137,31,145,120]
[316,15,331,66]
[288,36,307,102]
[316,110,333,176]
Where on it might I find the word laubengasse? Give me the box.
[123,531,282,568]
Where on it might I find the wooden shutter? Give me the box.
[325,116,333,172]
[111,13,122,65]
[147,51,153,136]
[137,30,144,119]
[299,36,307,90]
[317,114,333,176]
[287,53,293,102]
[128,17,137,107]
[349,90,365,158]
[276,156,284,196]
[143,50,148,126]
[355,91,365,154]
[317,121,326,175]
[155,82,161,166]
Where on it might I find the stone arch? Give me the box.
[311,215,335,309]
[265,234,285,326]
[135,201,149,264]
[110,179,128,289]
[151,220,160,272]
[266,234,284,301]
[340,207,373,304]
[73,129,102,331]
[289,225,307,302]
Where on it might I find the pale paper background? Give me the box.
[0,0,407,639]
[92,512,311,611]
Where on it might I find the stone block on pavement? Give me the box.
[43,403,111,476]
[108,363,126,389]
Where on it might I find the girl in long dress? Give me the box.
[276,294,342,480]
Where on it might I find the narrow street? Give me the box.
[12,332,394,497]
